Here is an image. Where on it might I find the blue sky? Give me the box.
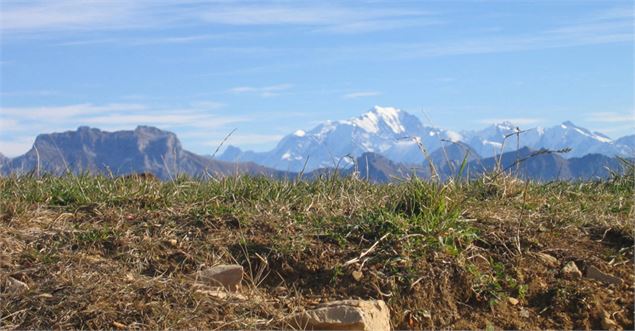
[1,0,633,157]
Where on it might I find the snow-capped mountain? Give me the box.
[218,106,461,172]
[462,120,632,158]
[614,135,635,156]
[219,106,633,171]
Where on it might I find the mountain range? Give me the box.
[0,106,632,182]
[219,106,634,172]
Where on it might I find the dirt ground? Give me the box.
[1,177,633,330]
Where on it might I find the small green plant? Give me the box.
[76,226,116,244]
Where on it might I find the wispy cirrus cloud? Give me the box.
[228,84,293,97]
[57,34,220,47]
[0,89,61,97]
[196,4,427,27]
[586,111,635,123]
[342,91,381,99]
[0,136,35,157]
[1,1,432,38]
[0,101,235,128]
[321,7,633,59]
[0,1,145,33]
[0,103,148,120]
[204,133,284,148]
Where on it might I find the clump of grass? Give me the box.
[0,173,633,329]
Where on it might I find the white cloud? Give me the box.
[0,137,35,157]
[204,133,284,147]
[0,119,20,131]
[342,91,381,99]
[326,12,633,59]
[1,1,431,37]
[0,103,148,120]
[0,101,237,130]
[0,1,144,33]
[188,101,225,109]
[0,90,61,97]
[315,17,439,34]
[197,4,425,27]
[228,84,293,97]
[586,111,635,123]
[593,125,635,135]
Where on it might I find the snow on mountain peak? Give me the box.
[348,106,406,134]
[446,131,463,142]
[495,121,516,130]
[559,120,612,143]
[216,109,631,172]
[537,126,545,135]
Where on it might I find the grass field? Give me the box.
[1,171,633,329]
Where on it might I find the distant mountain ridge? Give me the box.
[461,120,623,158]
[314,149,630,183]
[0,126,288,180]
[219,106,634,172]
[1,112,632,182]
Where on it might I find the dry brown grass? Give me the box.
[1,173,633,329]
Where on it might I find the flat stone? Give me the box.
[195,289,247,301]
[534,252,559,268]
[586,265,623,285]
[520,308,530,318]
[562,261,582,279]
[288,299,390,331]
[112,321,127,330]
[197,264,243,291]
[507,297,519,306]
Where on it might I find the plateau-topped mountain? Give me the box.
[220,106,633,171]
[0,126,287,180]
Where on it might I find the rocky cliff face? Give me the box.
[1,126,287,179]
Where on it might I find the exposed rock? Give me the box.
[197,264,243,291]
[195,289,247,301]
[519,308,530,318]
[274,286,288,296]
[352,270,363,282]
[507,297,519,306]
[288,299,390,331]
[586,265,623,285]
[112,321,127,329]
[534,252,559,268]
[562,261,582,279]
[0,126,288,180]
